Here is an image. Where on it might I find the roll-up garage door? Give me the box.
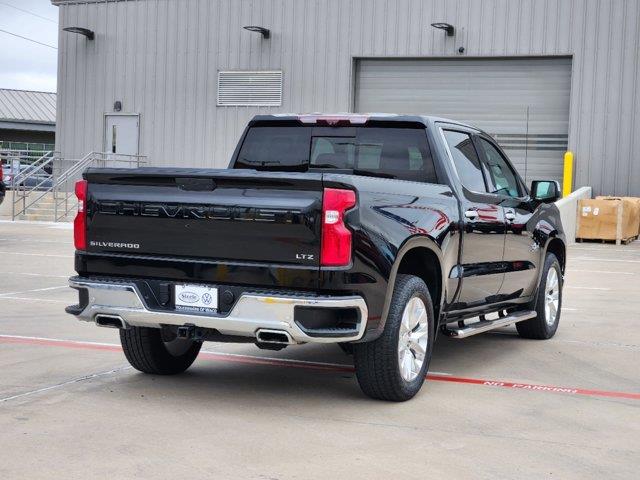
[355,58,572,185]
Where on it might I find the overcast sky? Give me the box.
[0,0,58,92]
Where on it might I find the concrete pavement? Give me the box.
[0,220,638,479]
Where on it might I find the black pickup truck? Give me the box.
[66,114,565,401]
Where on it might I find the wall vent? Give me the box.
[217,71,283,107]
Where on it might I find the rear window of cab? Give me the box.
[234,125,439,184]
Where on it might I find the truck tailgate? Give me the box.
[84,168,323,267]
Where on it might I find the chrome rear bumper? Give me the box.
[67,277,368,344]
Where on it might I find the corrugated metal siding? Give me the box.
[0,89,56,124]
[54,0,640,195]
[355,57,572,185]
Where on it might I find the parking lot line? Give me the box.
[0,366,131,404]
[0,220,72,229]
[0,296,69,304]
[0,251,73,258]
[559,339,640,350]
[488,331,640,350]
[569,269,635,275]
[571,247,640,254]
[0,272,69,279]
[429,376,640,400]
[0,238,70,245]
[571,256,640,264]
[0,285,68,297]
[1,334,638,402]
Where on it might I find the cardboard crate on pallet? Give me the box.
[596,196,640,236]
[577,197,640,245]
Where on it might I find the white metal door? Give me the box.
[355,58,572,185]
[104,114,139,155]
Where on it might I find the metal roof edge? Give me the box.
[0,88,56,95]
[0,120,56,132]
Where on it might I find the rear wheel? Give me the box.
[516,253,562,339]
[120,326,202,374]
[353,275,434,401]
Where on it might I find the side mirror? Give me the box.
[531,180,561,203]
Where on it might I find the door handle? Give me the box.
[464,209,479,220]
[505,211,516,222]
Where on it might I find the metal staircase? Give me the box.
[10,152,145,222]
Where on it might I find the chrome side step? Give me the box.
[443,310,537,339]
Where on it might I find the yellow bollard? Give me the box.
[562,151,573,198]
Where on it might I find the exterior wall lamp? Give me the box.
[63,27,95,40]
[430,22,455,36]
[243,26,270,39]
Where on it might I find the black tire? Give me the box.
[353,274,435,401]
[120,326,202,375]
[516,253,562,339]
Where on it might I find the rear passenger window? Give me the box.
[309,128,439,184]
[355,128,438,183]
[235,127,311,169]
[310,137,356,169]
[357,144,383,169]
[443,130,487,193]
[408,146,425,170]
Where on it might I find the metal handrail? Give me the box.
[0,149,56,168]
[52,154,95,222]
[52,152,147,221]
[10,150,55,185]
[12,151,146,221]
[8,150,54,182]
[55,152,94,182]
[9,150,56,219]
[10,151,60,220]
[52,152,145,191]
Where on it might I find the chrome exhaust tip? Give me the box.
[255,329,294,345]
[95,314,127,329]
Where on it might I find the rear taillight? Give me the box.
[321,188,356,267]
[74,180,88,250]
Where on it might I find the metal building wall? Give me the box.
[54,0,640,196]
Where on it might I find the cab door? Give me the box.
[474,135,539,299]
[441,129,506,309]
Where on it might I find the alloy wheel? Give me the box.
[544,268,560,326]
[397,297,430,382]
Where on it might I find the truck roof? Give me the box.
[248,113,481,133]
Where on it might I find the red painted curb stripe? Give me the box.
[2,335,639,401]
[425,374,640,400]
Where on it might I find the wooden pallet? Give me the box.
[576,236,638,245]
